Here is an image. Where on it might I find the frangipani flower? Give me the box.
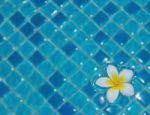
[96,65,134,103]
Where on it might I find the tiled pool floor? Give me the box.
[0,0,150,115]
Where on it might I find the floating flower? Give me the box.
[96,65,134,103]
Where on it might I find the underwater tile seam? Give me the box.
[0,0,150,115]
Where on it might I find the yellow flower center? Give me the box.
[106,74,125,91]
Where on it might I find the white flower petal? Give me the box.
[119,69,133,82]
[107,65,118,78]
[121,83,134,96]
[106,88,119,103]
[96,77,110,87]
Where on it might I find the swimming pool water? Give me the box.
[0,0,150,114]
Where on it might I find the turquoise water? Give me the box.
[0,0,150,114]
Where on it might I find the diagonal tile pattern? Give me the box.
[0,0,150,114]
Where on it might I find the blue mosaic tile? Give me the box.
[8,51,23,66]
[20,41,35,57]
[0,41,12,57]
[31,13,45,27]
[104,105,120,115]
[39,82,53,98]
[93,0,108,7]
[10,11,25,27]
[114,51,130,65]
[82,103,97,115]
[28,71,44,87]
[73,0,89,8]
[10,32,25,47]
[31,0,47,7]
[52,12,67,26]
[6,71,21,87]
[16,81,32,98]
[125,20,139,34]
[40,22,55,37]
[83,3,98,17]
[18,61,33,76]
[38,60,55,77]
[145,21,150,32]
[83,21,98,36]
[72,13,88,28]
[114,0,130,6]
[62,41,76,56]
[60,82,76,98]
[21,3,35,16]
[42,3,57,16]
[104,2,118,15]
[29,32,44,46]
[71,71,88,87]
[82,60,98,76]
[114,30,130,46]
[135,10,149,24]
[72,50,87,65]
[58,103,76,115]
[38,103,53,115]
[136,49,150,64]
[27,92,44,109]
[103,40,119,56]
[123,102,142,114]
[81,40,98,55]
[20,22,34,37]
[61,61,77,77]
[94,50,109,65]
[70,92,87,109]
[0,22,14,37]
[48,92,63,109]
[94,31,109,45]
[0,14,4,24]
[83,82,95,97]
[124,40,140,55]
[62,22,76,37]
[124,1,140,14]
[0,0,150,114]
[0,82,9,97]
[113,11,129,25]
[104,22,119,36]
[93,11,108,26]
[117,95,129,107]
[53,0,67,7]
[62,3,78,17]
[0,2,15,17]
[137,70,150,85]
[136,91,150,107]
[50,50,67,68]
[3,93,20,111]
[136,30,150,45]
[94,94,106,108]
[0,34,3,42]
[49,71,65,88]
[51,31,66,47]
[11,0,22,7]
[15,103,31,115]
[0,61,11,77]
[29,51,44,66]
[145,1,150,13]
[147,42,150,50]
